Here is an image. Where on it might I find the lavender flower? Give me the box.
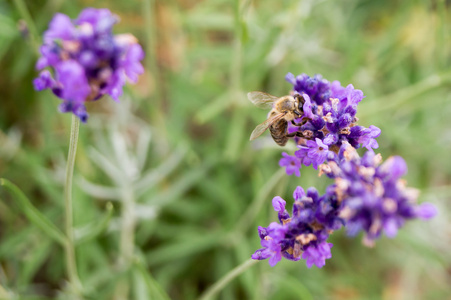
[320,143,437,246]
[252,186,343,268]
[279,152,302,176]
[252,73,436,270]
[33,8,144,122]
[279,73,381,175]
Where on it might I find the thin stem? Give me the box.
[437,0,447,70]
[115,184,136,299]
[142,0,169,151]
[119,186,135,263]
[235,168,286,233]
[64,115,83,294]
[224,0,245,160]
[359,71,451,118]
[199,259,258,300]
[12,0,40,54]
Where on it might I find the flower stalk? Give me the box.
[64,115,83,294]
[115,183,136,299]
[199,259,258,300]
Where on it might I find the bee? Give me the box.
[248,91,305,146]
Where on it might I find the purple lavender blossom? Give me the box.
[302,242,333,268]
[320,142,437,246]
[277,73,381,175]
[252,186,343,268]
[33,8,144,122]
[279,152,301,176]
[297,138,331,170]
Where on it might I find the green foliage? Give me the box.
[0,0,450,299]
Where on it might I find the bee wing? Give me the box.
[247,91,279,109]
[250,112,286,140]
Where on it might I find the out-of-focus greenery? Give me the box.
[0,0,450,299]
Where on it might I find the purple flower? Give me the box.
[279,72,381,172]
[272,196,286,213]
[279,152,301,177]
[252,186,342,268]
[252,222,287,266]
[43,13,75,42]
[293,186,305,201]
[33,70,55,91]
[358,125,381,150]
[55,60,91,102]
[34,8,144,122]
[296,138,331,170]
[321,143,437,245]
[414,203,438,220]
[302,242,333,268]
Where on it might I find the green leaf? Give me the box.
[74,202,114,245]
[195,92,232,124]
[0,178,66,246]
[18,238,52,288]
[133,263,171,300]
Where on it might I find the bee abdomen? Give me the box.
[270,119,288,146]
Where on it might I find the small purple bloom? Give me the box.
[33,70,55,91]
[43,13,75,42]
[308,138,330,169]
[272,196,286,212]
[55,60,91,102]
[321,143,437,244]
[293,186,305,201]
[34,8,144,122]
[358,125,381,150]
[301,93,314,119]
[285,72,296,85]
[252,187,342,268]
[278,72,381,172]
[121,43,145,83]
[302,242,333,268]
[279,152,301,177]
[415,203,437,220]
[296,138,330,170]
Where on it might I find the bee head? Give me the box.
[294,94,305,115]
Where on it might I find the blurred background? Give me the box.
[0,0,450,299]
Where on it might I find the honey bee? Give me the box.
[248,91,305,146]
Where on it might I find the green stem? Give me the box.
[437,0,447,69]
[0,178,66,245]
[359,71,451,118]
[199,259,258,300]
[235,168,286,233]
[12,0,40,54]
[64,115,83,294]
[224,0,245,160]
[115,184,136,299]
[142,0,169,150]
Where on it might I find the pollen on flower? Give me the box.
[251,72,436,271]
[252,186,343,268]
[321,143,438,244]
[277,73,382,177]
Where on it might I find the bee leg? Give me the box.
[286,132,304,138]
[291,119,308,127]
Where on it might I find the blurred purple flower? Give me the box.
[321,143,437,245]
[302,242,333,268]
[33,8,144,122]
